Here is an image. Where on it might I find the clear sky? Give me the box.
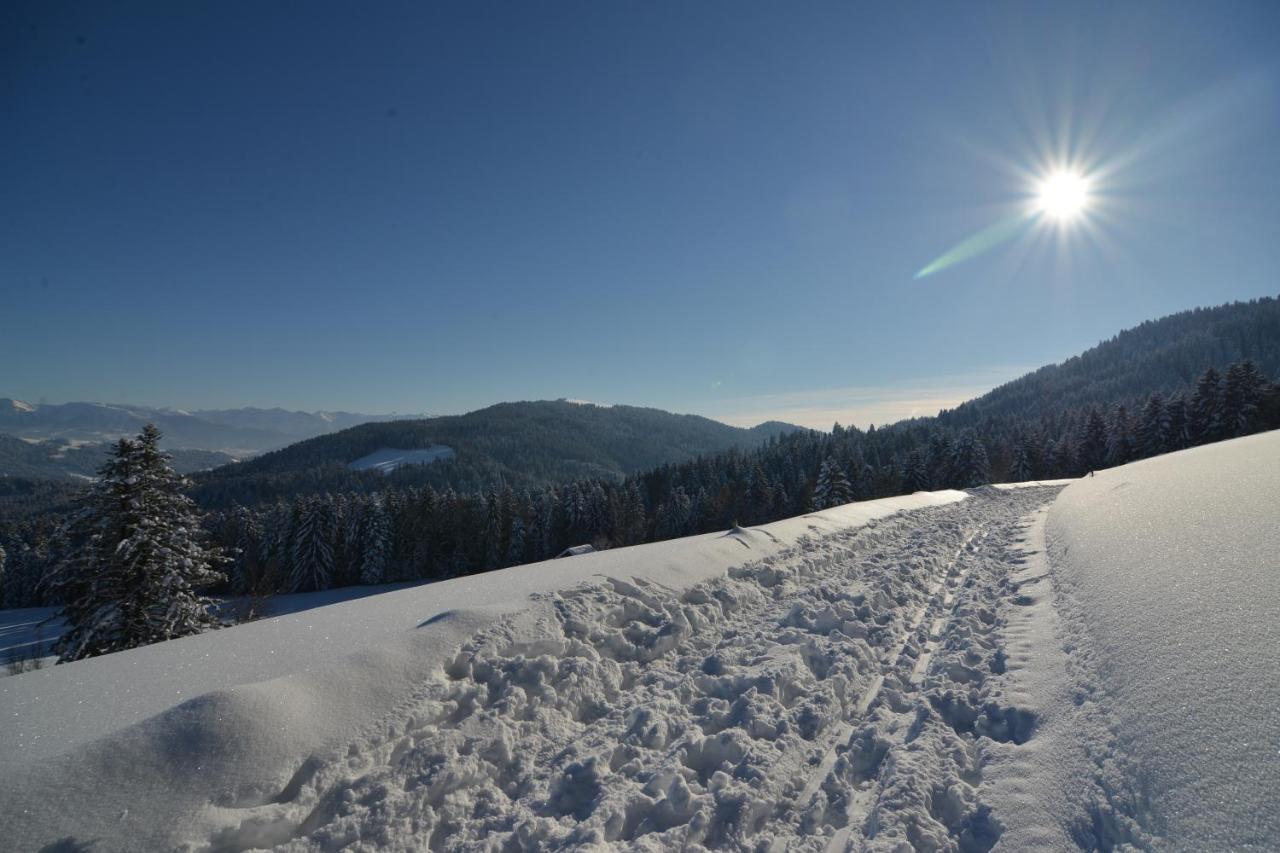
[4,1,1278,428]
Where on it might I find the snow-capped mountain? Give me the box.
[0,399,427,455]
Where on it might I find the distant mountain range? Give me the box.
[191,400,802,506]
[0,434,235,481]
[0,400,428,456]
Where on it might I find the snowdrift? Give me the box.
[0,490,965,851]
[1046,430,1280,849]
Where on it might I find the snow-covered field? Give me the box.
[1044,430,1280,850]
[0,433,1276,851]
[348,446,455,474]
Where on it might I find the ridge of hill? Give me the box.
[192,400,801,506]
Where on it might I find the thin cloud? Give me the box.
[705,368,1029,430]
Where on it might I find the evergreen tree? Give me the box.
[745,464,775,525]
[902,447,931,492]
[505,516,526,567]
[813,457,853,509]
[1010,439,1034,482]
[482,492,503,570]
[950,430,990,488]
[1222,361,1265,437]
[654,487,693,539]
[1077,408,1108,472]
[1166,394,1191,451]
[1105,405,1136,467]
[290,495,336,592]
[1138,393,1170,459]
[48,425,227,662]
[358,498,391,585]
[926,432,954,489]
[1190,367,1224,445]
[228,504,264,595]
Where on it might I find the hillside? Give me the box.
[935,296,1280,428]
[191,400,800,507]
[0,399,424,455]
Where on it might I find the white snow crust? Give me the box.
[1043,430,1280,850]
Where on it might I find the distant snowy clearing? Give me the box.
[347,445,455,474]
[1,435,1277,851]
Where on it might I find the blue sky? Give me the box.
[4,1,1278,428]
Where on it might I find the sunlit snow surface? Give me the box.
[0,490,967,850]
[1045,431,1280,849]
[0,435,1276,851]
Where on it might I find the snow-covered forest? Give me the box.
[4,355,1276,609]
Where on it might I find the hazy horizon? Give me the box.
[5,360,1036,431]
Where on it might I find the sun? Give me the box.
[1036,170,1090,221]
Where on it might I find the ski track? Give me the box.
[196,487,1063,853]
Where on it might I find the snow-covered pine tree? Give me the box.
[482,492,503,570]
[813,457,852,509]
[926,432,953,489]
[1052,435,1077,477]
[1138,393,1170,459]
[4,540,47,609]
[329,493,355,586]
[48,425,228,662]
[228,504,264,595]
[358,497,391,585]
[618,481,647,546]
[1010,439,1034,482]
[745,463,775,524]
[1166,394,1191,452]
[950,430,991,488]
[1077,408,1108,472]
[505,516,526,567]
[902,447,931,492]
[289,495,336,592]
[1222,361,1265,437]
[653,487,687,539]
[847,448,873,501]
[1105,405,1136,467]
[1190,367,1224,445]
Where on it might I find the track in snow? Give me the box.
[202,487,1061,852]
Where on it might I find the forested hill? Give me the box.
[936,297,1280,429]
[191,401,799,507]
[189,298,1280,509]
[0,434,234,481]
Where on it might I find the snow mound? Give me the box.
[347,445,454,474]
[1046,430,1280,850]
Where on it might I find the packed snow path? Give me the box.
[203,487,1061,852]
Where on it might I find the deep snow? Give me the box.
[0,490,971,851]
[1044,431,1280,850]
[0,434,1275,852]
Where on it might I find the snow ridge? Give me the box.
[198,488,1061,852]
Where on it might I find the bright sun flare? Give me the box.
[1036,170,1090,221]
